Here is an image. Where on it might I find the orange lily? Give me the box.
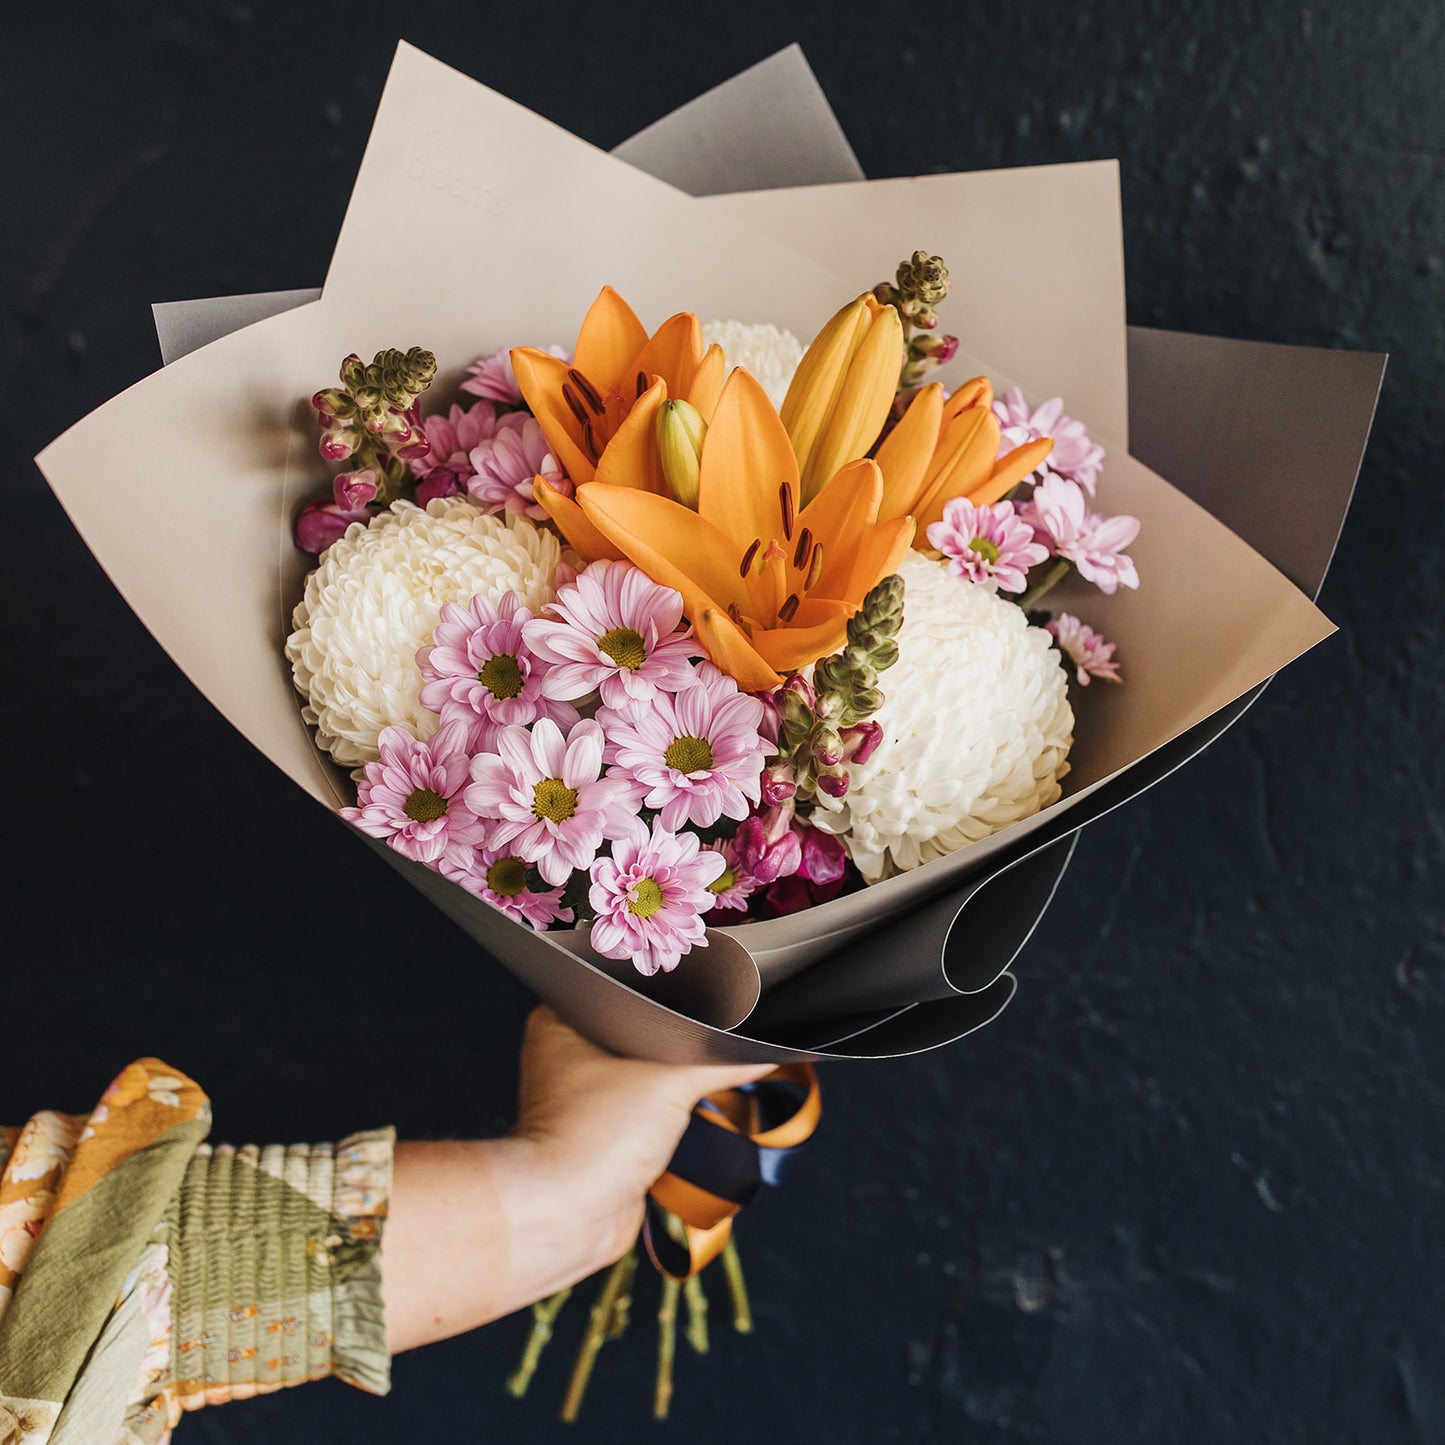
[576,370,915,692]
[874,377,1054,531]
[780,292,904,506]
[511,287,725,554]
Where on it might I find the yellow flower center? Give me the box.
[707,863,736,895]
[532,777,579,823]
[968,536,1001,565]
[479,653,525,699]
[628,876,665,918]
[485,855,529,897]
[664,734,714,773]
[597,626,647,670]
[402,787,447,823]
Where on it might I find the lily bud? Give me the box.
[781,293,904,505]
[655,398,706,509]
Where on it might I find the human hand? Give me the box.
[384,1006,773,1352]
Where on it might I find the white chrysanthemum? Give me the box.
[700,320,804,410]
[286,497,563,768]
[812,552,1074,881]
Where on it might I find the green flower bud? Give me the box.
[655,398,707,509]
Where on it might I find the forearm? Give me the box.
[381,1138,635,1354]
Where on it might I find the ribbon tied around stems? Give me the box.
[644,1063,821,1280]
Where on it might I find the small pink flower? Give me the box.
[702,837,759,913]
[409,400,501,501]
[417,593,578,752]
[467,413,571,522]
[1047,613,1122,685]
[465,718,641,886]
[294,469,378,555]
[1021,474,1140,595]
[588,821,726,976]
[994,386,1105,495]
[462,343,570,406]
[927,497,1049,593]
[598,663,767,830]
[523,561,701,711]
[341,721,488,866]
[440,844,574,929]
[734,806,802,885]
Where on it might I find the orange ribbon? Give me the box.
[645,1063,821,1279]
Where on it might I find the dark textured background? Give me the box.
[7,2,1443,1441]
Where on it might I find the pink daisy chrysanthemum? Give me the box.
[1020,474,1141,595]
[523,561,701,711]
[589,820,727,976]
[926,496,1050,593]
[440,844,574,929]
[466,413,571,522]
[461,343,569,407]
[341,720,488,866]
[1047,612,1122,685]
[409,400,500,503]
[417,592,578,752]
[598,662,768,830]
[993,386,1105,495]
[701,837,759,914]
[464,717,641,886]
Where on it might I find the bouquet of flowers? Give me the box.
[34,38,1383,1419]
[283,259,1139,982]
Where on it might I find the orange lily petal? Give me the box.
[874,383,944,521]
[629,312,705,397]
[593,378,669,495]
[800,302,902,504]
[913,409,1001,530]
[511,348,598,485]
[697,370,799,556]
[943,376,993,418]
[750,614,853,673]
[571,287,649,394]
[694,608,781,693]
[535,477,624,560]
[686,343,725,422]
[840,514,915,602]
[799,458,884,597]
[578,484,749,617]
[972,436,1054,505]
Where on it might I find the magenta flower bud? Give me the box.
[334,469,378,511]
[319,428,356,461]
[840,720,882,765]
[294,501,354,555]
[816,769,850,799]
[812,727,845,768]
[780,671,816,708]
[760,763,797,806]
[795,824,847,885]
[735,812,802,884]
[415,470,460,506]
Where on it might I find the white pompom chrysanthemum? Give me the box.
[700,320,804,410]
[811,552,1074,881]
[286,497,563,768]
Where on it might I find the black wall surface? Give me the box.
[6,2,1443,1441]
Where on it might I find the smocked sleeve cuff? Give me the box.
[170,1125,396,1411]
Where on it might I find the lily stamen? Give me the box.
[562,383,589,425]
[793,526,813,570]
[806,542,825,591]
[739,538,761,576]
[779,593,801,623]
[779,481,795,540]
[568,368,606,414]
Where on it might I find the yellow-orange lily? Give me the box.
[512,287,725,555]
[874,377,1054,532]
[780,292,903,506]
[576,369,915,692]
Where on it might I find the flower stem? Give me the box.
[560,1245,636,1422]
[683,1273,710,1354]
[506,1287,572,1399]
[721,1236,753,1334]
[654,1274,682,1419]
[1017,558,1072,614]
[605,1247,638,1340]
